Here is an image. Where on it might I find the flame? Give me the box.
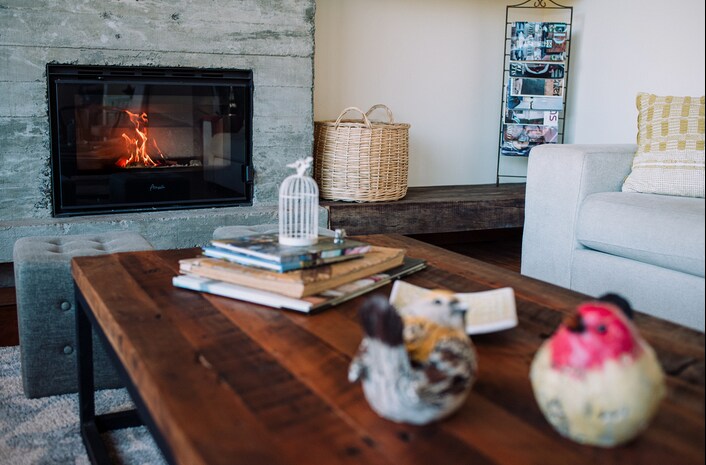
[115,111,166,168]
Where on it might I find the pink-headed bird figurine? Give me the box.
[530,293,665,447]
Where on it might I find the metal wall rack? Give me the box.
[496,0,573,185]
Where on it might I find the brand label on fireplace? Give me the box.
[150,184,167,192]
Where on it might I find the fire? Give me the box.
[115,111,166,168]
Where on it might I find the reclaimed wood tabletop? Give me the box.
[71,234,705,465]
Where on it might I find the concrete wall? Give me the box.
[314,0,705,185]
[0,0,317,261]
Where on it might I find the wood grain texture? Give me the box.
[71,235,705,465]
[321,184,525,235]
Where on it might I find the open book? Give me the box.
[389,281,518,335]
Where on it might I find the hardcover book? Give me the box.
[179,246,405,298]
[210,233,371,264]
[173,257,427,314]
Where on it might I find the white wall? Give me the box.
[314,0,705,186]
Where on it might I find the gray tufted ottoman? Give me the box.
[13,232,154,398]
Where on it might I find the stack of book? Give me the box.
[172,233,426,313]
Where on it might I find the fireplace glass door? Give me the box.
[48,65,253,216]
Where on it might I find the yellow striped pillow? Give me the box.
[622,93,705,198]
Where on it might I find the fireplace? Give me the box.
[47,65,254,216]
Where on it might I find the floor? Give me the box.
[0,231,523,347]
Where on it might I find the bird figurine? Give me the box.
[530,293,666,447]
[349,290,478,425]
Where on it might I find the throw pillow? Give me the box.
[622,92,705,198]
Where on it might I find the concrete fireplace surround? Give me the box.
[0,0,323,264]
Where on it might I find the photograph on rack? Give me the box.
[501,123,558,157]
[509,62,565,79]
[510,77,564,98]
[509,22,568,62]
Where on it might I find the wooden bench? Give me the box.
[321,183,525,235]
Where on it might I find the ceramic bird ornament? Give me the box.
[349,290,478,425]
[530,293,666,447]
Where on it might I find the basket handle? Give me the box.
[334,107,372,128]
[366,104,395,123]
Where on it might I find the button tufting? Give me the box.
[60,301,72,311]
[63,345,74,355]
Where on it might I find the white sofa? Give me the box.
[521,144,705,331]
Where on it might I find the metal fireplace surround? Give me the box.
[47,64,254,216]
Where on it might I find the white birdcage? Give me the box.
[279,157,319,246]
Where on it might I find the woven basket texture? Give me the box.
[314,105,410,202]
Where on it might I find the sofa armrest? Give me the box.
[521,144,637,287]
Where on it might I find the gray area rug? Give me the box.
[0,345,165,465]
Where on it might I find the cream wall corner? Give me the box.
[314,0,705,186]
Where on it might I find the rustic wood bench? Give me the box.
[321,184,525,235]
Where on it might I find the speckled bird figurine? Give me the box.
[349,291,478,425]
[530,294,666,447]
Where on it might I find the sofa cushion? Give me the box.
[576,192,705,277]
[622,93,705,198]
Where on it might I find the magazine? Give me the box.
[505,109,560,127]
[510,22,568,62]
[506,79,563,111]
[506,94,563,111]
[510,77,564,98]
[509,62,564,79]
[210,233,371,264]
[501,124,559,157]
[172,257,428,314]
[504,124,558,144]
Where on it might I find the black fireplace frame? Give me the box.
[47,64,254,217]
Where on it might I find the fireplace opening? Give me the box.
[47,64,254,216]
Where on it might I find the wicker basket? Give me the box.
[314,104,410,202]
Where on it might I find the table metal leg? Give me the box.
[74,284,176,465]
[76,283,113,465]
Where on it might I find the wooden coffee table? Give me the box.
[71,234,705,465]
